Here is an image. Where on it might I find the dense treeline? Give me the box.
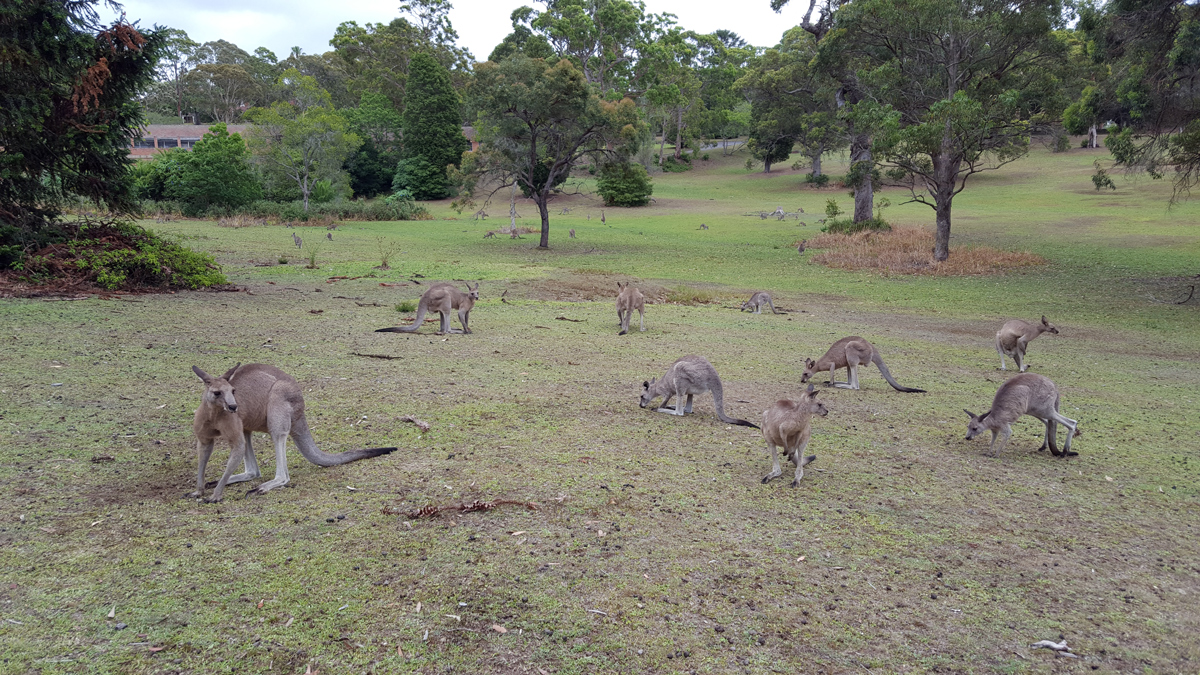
[5,0,1199,267]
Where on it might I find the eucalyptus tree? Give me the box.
[833,0,1067,260]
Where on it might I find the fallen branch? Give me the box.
[351,352,402,360]
[555,316,585,322]
[1178,285,1195,304]
[399,415,431,432]
[388,499,540,519]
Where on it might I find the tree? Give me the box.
[154,28,199,120]
[0,0,164,262]
[344,91,404,198]
[464,55,642,248]
[832,0,1066,260]
[167,124,262,214]
[397,52,469,199]
[244,70,361,210]
[596,160,653,206]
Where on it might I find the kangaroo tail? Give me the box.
[769,299,783,314]
[872,352,926,393]
[995,332,1004,356]
[711,380,762,429]
[377,303,426,333]
[290,416,397,467]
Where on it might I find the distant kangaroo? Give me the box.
[965,373,1080,457]
[741,291,782,314]
[996,316,1059,372]
[761,384,828,486]
[616,281,645,335]
[801,336,926,393]
[190,363,397,503]
[377,282,478,334]
[640,355,759,428]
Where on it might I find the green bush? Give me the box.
[310,180,336,204]
[823,216,891,235]
[167,124,262,216]
[660,156,692,173]
[596,162,654,207]
[393,156,449,200]
[805,173,831,187]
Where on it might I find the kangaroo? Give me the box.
[616,281,645,335]
[639,355,759,428]
[761,385,828,486]
[190,364,397,503]
[569,228,576,238]
[699,223,708,230]
[801,336,926,393]
[964,373,1080,457]
[376,282,479,334]
[741,291,782,314]
[996,316,1059,372]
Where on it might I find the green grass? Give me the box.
[0,142,1198,674]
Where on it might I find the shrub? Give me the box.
[805,173,831,187]
[168,124,262,216]
[660,156,691,173]
[396,300,417,313]
[345,137,399,199]
[824,216,891,235]
[310,180,336,204]
[596,162,654,206]
[393,156,449,200]
[824,199,843,219]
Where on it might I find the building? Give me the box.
[130,124,249,159]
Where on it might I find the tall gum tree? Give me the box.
[464,55,641,248]
[831,0,1066,260]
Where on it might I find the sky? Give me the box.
[101,0,807,62]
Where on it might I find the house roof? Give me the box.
[137,124,250,138]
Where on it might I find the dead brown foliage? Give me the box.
[808,225,1045,276]
[386,499,540,519]
[216,215,268,228]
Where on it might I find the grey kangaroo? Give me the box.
[801,336,926,393]
[741,291,782,314]
[377,282,478,334]
[996,316,1059,372]
[616,282,646,335]
[761,384,828,486]
[964,373,1080,457]
[190,363,397,503]
[640,355,759,428]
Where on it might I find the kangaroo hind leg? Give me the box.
[791,437,815,487]
[1050,411,1079,456]
[762,443,783,483]
[211,431,262,487]
[205,436,247,503]
[250,401,295,495]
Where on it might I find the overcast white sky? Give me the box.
[102,0,807,62]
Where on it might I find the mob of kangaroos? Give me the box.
[640,355,759,429]
[965,373,1080,457]
[190,364,397,503]
[761,384,828,487]
[616,281,645,335]
[801,336,926,393]
[376,282,479,334]
[741,291,782,314]
[996,316,1059,372]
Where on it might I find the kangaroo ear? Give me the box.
[979,410,991,421]
[220,362,242,381]
[1041,315,1049,325]
[642,380,649,389]
[805,358,814,367]
[192,365,212,383]
[963,408,975,419]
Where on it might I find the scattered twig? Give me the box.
[534,325,551,329]
[1177,284,1195,304]
[555,316,585,322]
[351,352,402,361]
[332,296,364,300]
[354,301,383,307]
[388,499,540,519]
[399,415,431,432]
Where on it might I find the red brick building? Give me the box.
[129,124,249,158]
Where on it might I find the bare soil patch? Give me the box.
[808,225,1045,276]
[522,271,669,302]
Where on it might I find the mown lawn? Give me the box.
[0,144,1197,674]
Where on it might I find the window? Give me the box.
[158,138,179,148]
[180,138,201,149]
[133,137,155,149]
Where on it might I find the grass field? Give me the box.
[1,144,1198,674]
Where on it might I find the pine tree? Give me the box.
[398,51,468,199]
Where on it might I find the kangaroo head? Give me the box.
[1041,315,1059,334]
[467,282,479,300]
[617,282,626,291]
[639,378,656,408]
[193,364,239,413]
[800,357,817,384]
[802,384,829,417]
[963,408,990,440]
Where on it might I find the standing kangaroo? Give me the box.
[639,355,760,428]
[801,336,926,393]
[616,281,645,335]
[377,282,479,334]
[964,373,1080,457]
[190,364,397,503]
[761,384,828,487]
[996,316,1059,372]
[741,291,782,314]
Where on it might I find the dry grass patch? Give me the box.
[808,225,1045,276]
[665,285,727,304]
[215,214,268,228]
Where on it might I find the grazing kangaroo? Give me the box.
[376,282,479,334]
[996,316,1059,372]
[569,228,576,238]
[699,223,708,230]
[616,281,645,335]
[964,373,1080,457]
[761,385,828,486]
[640,355,759,429]
[741,291,782,314]
[190,364,397,503]
[801,336,926,393]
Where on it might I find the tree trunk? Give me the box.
[763,159,772,173]
[536,191,551,249]
[811,151,822,177]
[1088,124,1098,149]
[659,118,667,167]
[931,151,959,262]
[674,108,683,160]
[851,131,872,223]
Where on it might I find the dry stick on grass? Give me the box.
[351,352,402,360]
[398,415,430,432]
[385,499,540,519]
